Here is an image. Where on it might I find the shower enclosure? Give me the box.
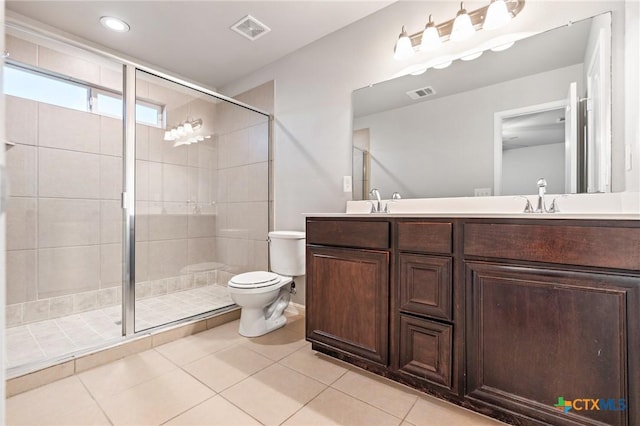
[4,26,270,374]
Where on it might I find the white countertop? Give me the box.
[304,212,640,220]
[305,192,640,220]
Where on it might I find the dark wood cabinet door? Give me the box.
[466,261,638,426]
[306,246,389,365]
[399,254,452,320]
[398,315,452,388]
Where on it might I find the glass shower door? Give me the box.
[133,70,269,331]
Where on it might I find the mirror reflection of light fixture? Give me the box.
[420,15,441,51]
[451,3,475,42]
[461,51,483,61]
[491,41,515,51]
[393,0,524,60]
[164,118,205,145]
[432,60,453,69]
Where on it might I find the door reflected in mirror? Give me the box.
[352,12,612,200]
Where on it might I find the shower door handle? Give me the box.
[0,164,6,215]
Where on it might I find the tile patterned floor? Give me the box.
[6,284,233,371]
[6,314,506,426]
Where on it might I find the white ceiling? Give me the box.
[5,1,394,89]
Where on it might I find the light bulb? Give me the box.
[183,122,193,134]
[176,125,186,137]
[420,15,441,51]
[170,129,178,139]
[394,26,414,60]
[483,0,511,30]
[451,2,475,42]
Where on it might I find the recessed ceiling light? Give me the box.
[100,16,130,33]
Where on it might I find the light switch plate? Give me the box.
[343,176,352,192]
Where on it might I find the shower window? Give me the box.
[3,62,164,127]
[93,89,163,127]
[3,63,89,112]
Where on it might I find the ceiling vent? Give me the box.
[406,86,436,100]
[231,15,271,41]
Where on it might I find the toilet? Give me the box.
[227,231,305,337]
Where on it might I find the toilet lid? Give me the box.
[229,271,281,289]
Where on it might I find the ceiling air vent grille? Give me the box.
[406,86,436,100]
[231,15,271,41]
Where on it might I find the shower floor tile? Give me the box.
[5,284,233,371]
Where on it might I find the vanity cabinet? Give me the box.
[305,216,640,426]
[463,221,640,426]
[306,219,390,365]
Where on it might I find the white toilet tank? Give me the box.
[269,231,305,276]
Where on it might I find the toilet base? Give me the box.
[238,287,291,337]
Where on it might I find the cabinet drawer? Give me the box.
[398,315,452,388]
[306,220,390,249]
[399,254,452,320]
[464,223,640,270]
[397,222,452,254]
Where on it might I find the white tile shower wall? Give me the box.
[5,31,128,327]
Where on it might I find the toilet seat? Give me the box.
[229,271,281,289]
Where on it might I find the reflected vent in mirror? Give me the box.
[406,86,436,100]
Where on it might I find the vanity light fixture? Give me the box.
[420,15,441,51]
[451,3,475,42]
[394,26,414,60]
[99,16,130,33]
[483,0,512,30]
[393,0,525,60]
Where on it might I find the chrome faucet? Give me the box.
[533,178,559,213]
[369,188,386,213]
[535,178,547,213]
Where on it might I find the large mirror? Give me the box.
[352,12,612,200]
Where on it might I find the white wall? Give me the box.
[502,143,565,195]
[221,1,638,232]
[354,64,582,198]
